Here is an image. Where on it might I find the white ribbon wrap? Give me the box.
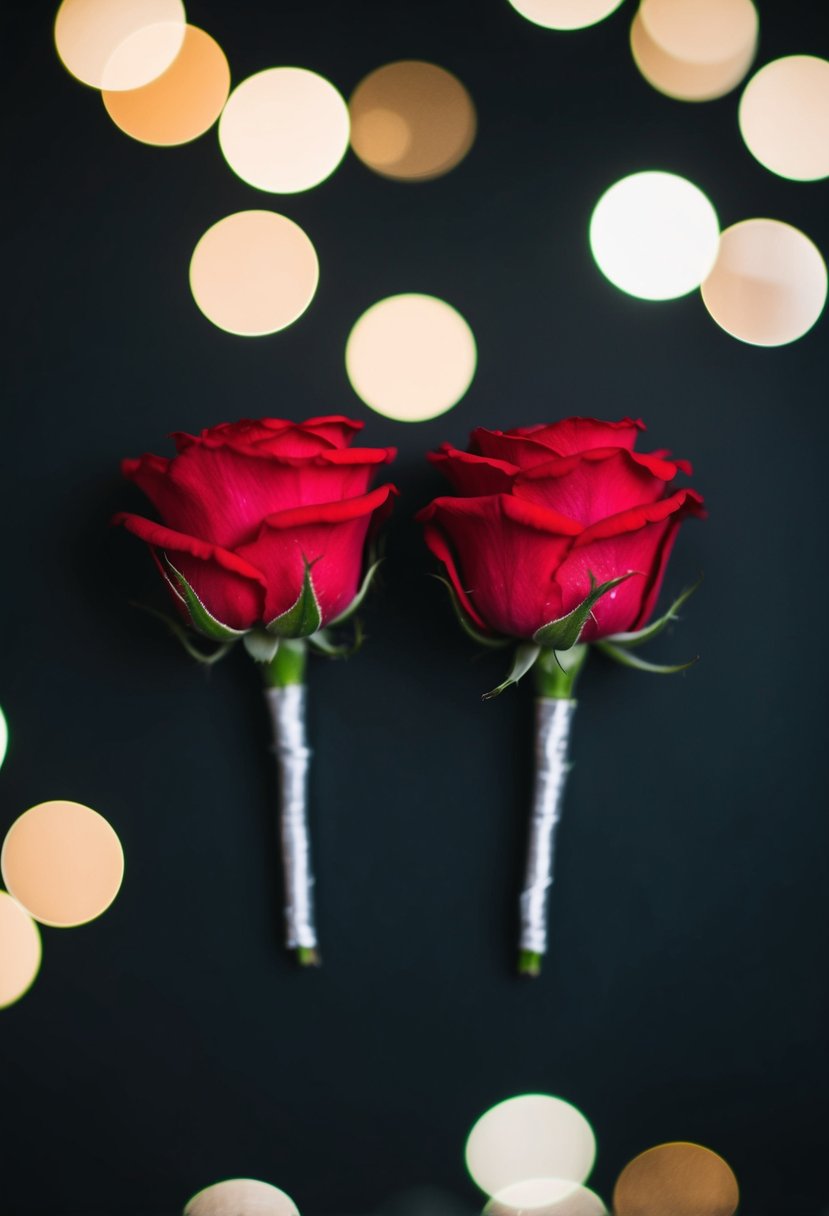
[519,696,577,955]
[263,683,317,950]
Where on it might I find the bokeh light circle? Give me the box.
[189,211,319,337]
[184,1178,299,1216]
[0,705,7,770]
[219,67,350,193]
[1,800,124,928]
[631,6,757,102]
[345,294,476,422]
[700,219,827,346]
[54,0,186,91]
[350,61,476,181]
[0,891,41,1009]
[613,1142,739,1216]
[507,0,625,31]
[465,1094,596,1198]
[103,25,230,145]
[640,0,757,66]
[590,171,720,300]
[739,56,829,181]
[486,1179,607,1216]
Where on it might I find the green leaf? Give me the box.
[243,627,280,663]
[602,576,703,649]
[307,619,365,659]
[162,557,246,642]
[130,602,235,666]
[482,643,541,701]
[266,559,323,639]
[597,640,698,674]
[431,575,511,650]
[533,571,637,650]
[327,560,382,627]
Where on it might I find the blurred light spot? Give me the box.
[350,61,476,181]
[1,801,124,928]
[102,25,229,145]
[507,0,625,31]
[0,890,41,1009]
[613,1142,739,1216]
[590,171,719,300]
[54,0,186,91]
[627,7,753,102]
[346,294,476,422]
[0,705,7,771]
[189,210,319,337]
[219,67,349,193]
[465,1094,596,1198]
[701,219,827,346]
[184,1179,299,1216]
[739,56,829,181]
[486,1179,607,1216]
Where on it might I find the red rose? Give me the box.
[115,416,397,636]
[417,416,704,643]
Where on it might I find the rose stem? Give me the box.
[517,644,587,978]
[263,640,320,968]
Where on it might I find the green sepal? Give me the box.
[597,640,698,674]
[130,602,235,666]
[431,575,511,650]
[327,560,382,628]
[602,577,702,649]
[243,626,281,664]
[534,643,588,699]
[266,559,323,639]
[533,571,636,650]
[307,618,365,659]
[482,643,541,701]
[163,556,247,641]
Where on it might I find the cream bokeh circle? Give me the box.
[189,211,319,337]
[0,891,42,1008]
[349,61,476,181]
[465,1094,597,1198]
[700,219,827,347]
[103,25,230,145]
[630,9,756,102]
[0,705,7,770]
[507,0,625,31]
[739,56,829,181]
[54,0,186,91]
[486,1179,607,1216]
[184,1178,299,1216]
[613,1142,739,1216]
[345,294,476,422]
[1,800,124,928]
[640,0,757,66]
[219,67,350,193]
[590,171,719,300]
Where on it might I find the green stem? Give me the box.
[534,643,588,699]
[518,950,542,978]
[265,639,307,688]
[296,946,321,968]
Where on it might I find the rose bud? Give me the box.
[115,416,397,966]
[418,416,705,976]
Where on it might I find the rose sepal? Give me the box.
[307,619,365,659]
[482,643,542,701]
[131,602,236,665]
[266,559,323,639]
[243,627,281,664]
[431,575,511,650]
[162,556,248,641]
[532,571,637,650]
[601,577,702,649]
[596,641,698,675]
[326,560,383,628]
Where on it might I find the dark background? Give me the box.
[2,1,828,1213]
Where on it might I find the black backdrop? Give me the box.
[3,2,828,1214]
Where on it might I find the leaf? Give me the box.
[533,571,637,650]
[431,575,511,650]
[307,618,365,659]
[162,557,246,642]
[130,602,235,666]
[266,558,323,639]
[327,560,382,627]
[243,627,281,664]
[597,640,698,674]
[602,576,703,649]
[482,643,541,701]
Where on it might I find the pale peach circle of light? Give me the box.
[103,25,230,145]
[349,61,476,181]
[465,1095,597,1198]
[613,1142,739,1216]
[189,211,319,337]
[54,0,186,91]
[739,56,829,181]
[640,0,758,66]
[589,171,719,300]
[219,67,350,193]
[486,1178,607,1216]
[507,0,625,31]
[630,10,757,102]
[0,891,42,1009]
[184,1178,300,1216]
[345,294,477,422]
[700,219,827,347]
[1,801,124,928]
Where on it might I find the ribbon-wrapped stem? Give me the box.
[263,640,320,967]
[518,645,587,977]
